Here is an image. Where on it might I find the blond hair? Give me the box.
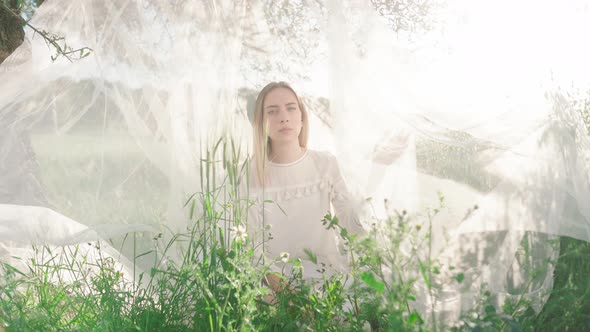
[252,82,309,186]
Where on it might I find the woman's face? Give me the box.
[263,87,302,144]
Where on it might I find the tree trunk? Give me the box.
[0,0,25,64]
[0,1,48,207]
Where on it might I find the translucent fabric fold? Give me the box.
[1,0,589,323]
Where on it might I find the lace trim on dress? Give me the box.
[259,179,346,202]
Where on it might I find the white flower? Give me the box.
[279,252,290,263]
[230,225,248,242]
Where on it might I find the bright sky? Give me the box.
[303,0,590,104]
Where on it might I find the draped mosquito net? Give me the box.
[1,0,589,323]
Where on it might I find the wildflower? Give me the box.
[230,225,248,242]
[296,259,303,272]
[279,252,290,263]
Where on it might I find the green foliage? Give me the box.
[533,237,590,331]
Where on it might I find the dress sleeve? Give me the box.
[328,153,365,236]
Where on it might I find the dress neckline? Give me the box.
[268,149,309,167]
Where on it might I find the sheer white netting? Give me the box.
[1,0,589,323]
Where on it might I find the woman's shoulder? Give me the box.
[305,149,340,173]
[306,149,337,163]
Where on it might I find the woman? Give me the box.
[246,81,365,285]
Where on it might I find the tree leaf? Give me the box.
[361,271,385,293]
[407,312,420,324]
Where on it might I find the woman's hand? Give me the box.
[263,272,285,292]
[262,272,293,305]
[371,131,410,165]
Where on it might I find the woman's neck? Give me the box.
[268,142,305,164]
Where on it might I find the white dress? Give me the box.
[246,149,364,279]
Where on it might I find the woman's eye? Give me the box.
[287,108,296,112]
[266,110,275,115]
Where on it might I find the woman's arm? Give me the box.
[328,153,365,236]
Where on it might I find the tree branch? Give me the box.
[0,1,92,62]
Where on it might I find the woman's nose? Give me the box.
[280,111,289,122]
